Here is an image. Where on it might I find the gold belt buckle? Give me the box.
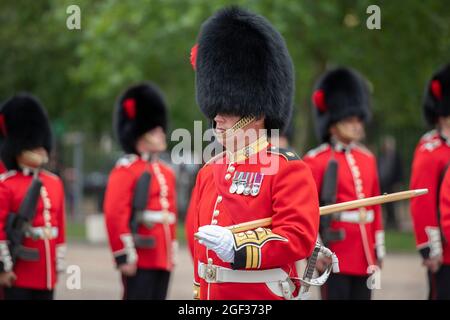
[359,209,367,223]
[204,264,217,283]
[44,227,53,239]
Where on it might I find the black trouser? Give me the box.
[4,287,54,300]
[321,273,371,300]
[428,265,450,300]
[122,269,171,300]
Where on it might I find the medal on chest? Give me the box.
[228,171,264,197]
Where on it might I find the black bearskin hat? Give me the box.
[0,93,53,170]
[114,82,168,154]
[423,63,450,126]
[193,6,294,132]
[311,67,371,142]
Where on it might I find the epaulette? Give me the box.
[0,170,17,182]
[420,139,442,152]
[115,154,139,168]
[305,143,330,158]
[421,130,438,142]
[354,143,374,157]
[268,146,300,161]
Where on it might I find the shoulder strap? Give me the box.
[268,147,300,161]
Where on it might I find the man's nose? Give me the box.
[214,114,225,124]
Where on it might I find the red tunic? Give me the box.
[303,142,384,276]
[0,170,66,290]
[104,155,177,271]
[440,167,450,265]
[188,144,320,300]
[410,130,450,264]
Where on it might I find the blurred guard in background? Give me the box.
[438,164,450,299]
[104,83,177,300]
[186,7,320,300]
[410,64,450,300]
[0,94,66,300]
[0,103,6,300]
[0,100,6,174]
[303,68,384,300]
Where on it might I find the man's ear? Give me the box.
[329,124,337,137]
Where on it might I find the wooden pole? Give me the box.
[196,189,428,235]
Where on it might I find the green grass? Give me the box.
[66,221,86,240]
[385,230,416,253]
[66,220,188,244]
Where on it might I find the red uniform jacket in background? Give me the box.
[440,167,450,266]
[410,130,450,264]
[303,142,384,276]
[0,170,66,290]
[104,155,177,271]
[187,144,320,300]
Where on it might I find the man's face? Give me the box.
[213,113,242,147]
[17,147,49,169]
[136,126,167,155]
[332,116,365,143]
[440,116,450,127]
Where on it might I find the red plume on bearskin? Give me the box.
[190,44,198,71]
[312,90,327,113]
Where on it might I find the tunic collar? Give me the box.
[227,135,269,163]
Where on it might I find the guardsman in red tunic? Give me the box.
[410,64,450,300]
[439,166,450,299]
[303,68,384,300]
[104,83,177,300]
[186,7,320,300]
[0,94,66,300]
[0,108,5,300]
[0,108,6,174]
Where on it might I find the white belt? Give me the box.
[26,226,59,240]
[198,262,289,284]
[338,210,374,224]
[198,262,295,299]
[141,210,176,225]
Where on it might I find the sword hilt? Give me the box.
[300,242,321,294]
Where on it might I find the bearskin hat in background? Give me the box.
[114,82,168,154]
[0,93,53,170]
[311,67,371,142]
[423,63,450,126]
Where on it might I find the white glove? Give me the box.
[196,225,235,263]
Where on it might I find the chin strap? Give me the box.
[216,116,256,140]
